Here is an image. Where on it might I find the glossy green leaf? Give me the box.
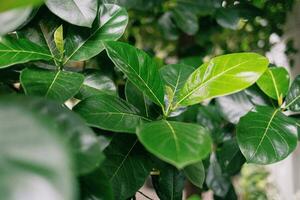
[105,41,165,108]
[177,53,269,106]
[125,81,153,118]
[137,120,212,169]
[216,8,240,30]
[64,4,128,62]
[216,139,245,176]
[257,67,290,101]
[0,96,76,200]
[285,75,300,111]
[152,164,185,200]
[0,0,43,12]
[216,86,270,124]
[20,67,84,103]
[237,106,298,164]
[45,0,97,27]
[73,94,150,133]
[206,154,230,197]
[17,11,62,66]
[160,64,194,110]
[23,97,104,175]
[81,168,113,200]
[76,70,117,100]
[102,135,152,200]
[0,7,33,36]
[183,161,205,188]
[0,36,53,68]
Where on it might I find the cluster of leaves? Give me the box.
[0,0,298,200]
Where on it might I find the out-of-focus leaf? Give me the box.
[0,0,43,12]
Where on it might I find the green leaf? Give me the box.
[183,161,205,188]
[64,4,128,62]
[54,25,64,56]
[0,0,43,12]
[160,64,194,110]
[0,96,76,200]
[125,81,153,118]
[80,168,113,200]
[152,163,185,200]
[216,86,270,124]
[105,41,165,108]
[257,67,290,101]
[158,12,179,41]
[216,8,240,30]
[73,94,150,133]
[171,5,198,35]
[76,70,117,100]
[23,97,104,175]
[20,67,84,103]
[102,135,152,200]
[237,106,298,164]
[206,154,230,197]
[216,139,245,176]
[0,7,33,36]
[285,75,300,111]
[104,0,163,11]
[137,120,212,169]
[177,53,269,106]
[45,0,97,27]
[0,36,53,68]
[17,11,63,66]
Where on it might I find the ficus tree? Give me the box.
[0,0,298,200]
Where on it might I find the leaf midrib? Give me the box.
[249,109,279,160]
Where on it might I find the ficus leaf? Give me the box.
[45,0,97,28]
[237,106,298,164]
[20,67,84,103]
[0,36,53,68]
[105,41,165,109]
[183,161,205,188]
[0,0,43,12]
[137,120,212,169]
[73,94,150,133]
[257,67,290,102]
[64,4,128,62]
[285,75,300,111]
[177,53,269,106]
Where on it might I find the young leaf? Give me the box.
[285,75,300,111]
[45,0,97,27]
[20,67,84,103]
[152,164,185,200]
[102,135,152,200]
[73,94,150,133]
[64,4,128,62]
[54,25,64,56]
[257,67,290,102]
[0,36,53,68]
[177,53,269,106]
[160,64,194,111]
[137,120,212,169]
[0,0,43,12]
[183,161,205,188]
[237,106,298,164]
[0,96,76,200]
[105,41,165,108]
